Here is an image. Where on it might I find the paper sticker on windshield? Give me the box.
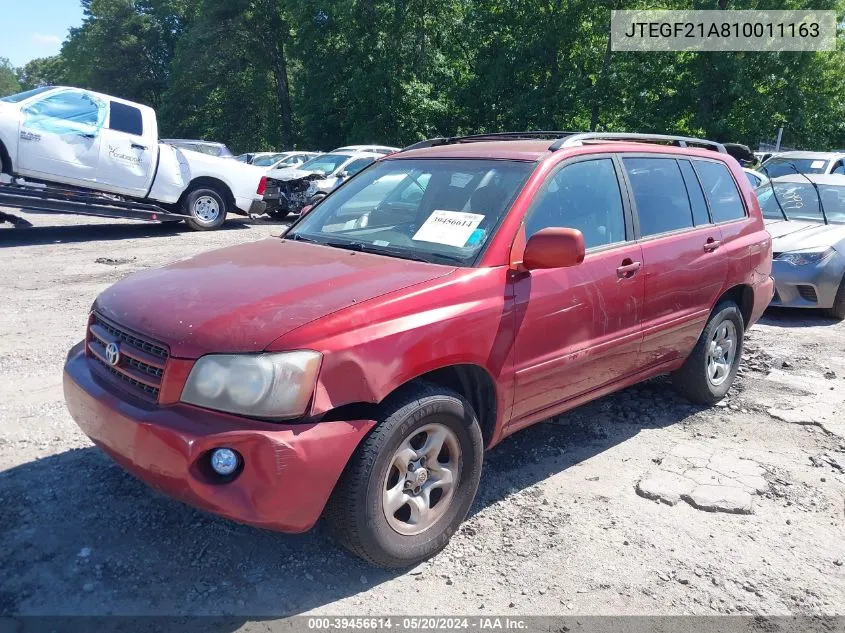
[413,210,485,247]
[811,160,825,169]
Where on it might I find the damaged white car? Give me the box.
[262,151,382,219]
[0,86,268,230]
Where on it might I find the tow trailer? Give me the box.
[0,179,186,227]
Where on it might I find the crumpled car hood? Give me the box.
[765,219,845,252]
[266,167,323,182]
[93,238,454,358]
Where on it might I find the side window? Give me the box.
[108,102,143,136]
[525,158,627,249]
[831,160,845,175]
[24,90,104,129]
[678,159,711,225]
[623,157,694,237]
[694,160,746,223]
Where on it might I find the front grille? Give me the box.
[87,314,169,400]
[797,285,818,303]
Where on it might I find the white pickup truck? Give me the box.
[0,86,268,230]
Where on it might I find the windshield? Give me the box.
[0,86,55,103]
[253,153,287,167]
[762,157,830,178]
[756,182,845,223]
[299,153,350,175]
[286,158,535,266]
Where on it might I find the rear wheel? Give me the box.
[182,186,227,231]
[672,301,744,405]
[325,382,484,568]
[825,276,845,320]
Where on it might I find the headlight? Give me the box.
[181,351,321,419]
[776,247,835,266]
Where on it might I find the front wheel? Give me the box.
[183,187,227,231]
[825,276,845,320]
[672,301,744,405]
[325,382,484,569]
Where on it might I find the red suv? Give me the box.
[64,132,773,568]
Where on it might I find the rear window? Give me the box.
[623,157,694,237]
[762,157,829,178]
[694,160,746,223]
[109,102,143,136]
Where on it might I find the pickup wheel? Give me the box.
[672,301,744,405]
[325,382,484,569]
[183,186,227,231]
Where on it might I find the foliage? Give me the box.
[7,0,845,152]
[0,58,21,98]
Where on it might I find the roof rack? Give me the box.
[550,133,727,153]
[401,131,580,152]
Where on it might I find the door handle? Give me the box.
[704,237,722,252]
[131,143,147,150]
[616,259,642,279]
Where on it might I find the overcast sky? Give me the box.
[0,0,83,67]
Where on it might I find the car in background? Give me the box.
[161,139,234,159]
[756,174,845,318]
[266,151,321,170]
[761,151,845,178]
[263,151,382,219]
[755,151,780,164]
[744,168,769,189]
[235,151,281,164]
[332,144,400,155]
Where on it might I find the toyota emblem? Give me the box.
[105,341,121,366]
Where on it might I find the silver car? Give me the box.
[761,151,845,178]
[756,174,845,318]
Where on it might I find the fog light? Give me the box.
[210,448,240,476]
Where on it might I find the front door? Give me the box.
[620,156,729,367]
[97,100,154,197]
[510,156,644,427]
[17,88,105,186]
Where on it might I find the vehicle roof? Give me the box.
[766,151,845,161]
[334,144,400,151]
[389,139,735,162]
[768,173,845,186]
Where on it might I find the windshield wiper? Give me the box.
[785,162,829,225]
[760,165,788,221]
[322,239,461,265]
[285,232,321,243]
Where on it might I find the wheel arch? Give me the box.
[0,138,12,174]
[715,283,754,327]
[181,176,235,210]
[321,363,500,448]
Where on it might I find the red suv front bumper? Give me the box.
[63,342,374,532]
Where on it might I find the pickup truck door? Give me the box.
[96,100,155,197]
[16,89,105,186]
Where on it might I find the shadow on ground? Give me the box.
[761,306,841,328]
[0,377,695,620]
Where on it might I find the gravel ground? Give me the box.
[1,211,844,618]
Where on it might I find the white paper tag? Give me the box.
[412,210,485,247]
[811,160,825,169]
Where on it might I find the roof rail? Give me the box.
[550,133,727,153]
[400,131,581,153]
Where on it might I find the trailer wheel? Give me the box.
[183,186,227,231]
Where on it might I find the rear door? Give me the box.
[16,88,106,185]
[97,100,155,197]
[510,155,644,427]
[620,155,728,367]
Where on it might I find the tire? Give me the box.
[825,276,845,320]
[325,382,484,569]
[672,301,744,405]
[182,186,228,231]
[267,207,290,221]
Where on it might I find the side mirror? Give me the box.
[300,204,314,216]
[338,170,350,179]
[522,227,585,270]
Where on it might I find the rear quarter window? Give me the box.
[694,160,746,223]
[109,102,143,136]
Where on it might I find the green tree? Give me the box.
[16,56,67,90]
[0,58,21,98]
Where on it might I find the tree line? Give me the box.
[1,0,844,153]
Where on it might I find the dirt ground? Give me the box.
[1,211,844,618]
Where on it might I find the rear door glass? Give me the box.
[694,160,746,223]
[678,159,711,225]
[622,157,694,237]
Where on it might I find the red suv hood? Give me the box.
[94,238,454,358]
